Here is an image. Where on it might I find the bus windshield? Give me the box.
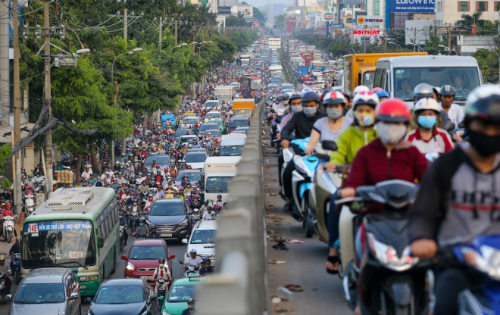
[22,220,96,269]
[394,67,480,102]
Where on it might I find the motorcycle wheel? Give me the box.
[6,232,11,243]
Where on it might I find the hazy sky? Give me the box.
[242,0,289,7]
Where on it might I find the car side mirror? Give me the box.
[121,255,128,260]
[97,237,104,248]
[182,239,188,244]
[322,140,338,151]
[444,122,456,131]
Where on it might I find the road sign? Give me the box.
[322,12,334,21]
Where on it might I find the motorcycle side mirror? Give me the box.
[182,239,188,244]
[97,237,104,248]
[5,294,11,301]
[84,297,92,303]
[121,255,128,260]
[179,259,184,264]
[444,122,456,131]
[170,254,176,259]
[69,292,79,300]
[322,140,338,151]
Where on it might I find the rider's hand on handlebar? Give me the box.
[338,188,355,198]
[411,239,437,258]
[281,140,290,149]
[305,145,314,156]
[324,162,337,172]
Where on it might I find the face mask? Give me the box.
[418,116,437,129]
[467,129,500,156]
[355,112,375,127]
[139,223,143,226]
[327,108,343,120]
[376,122,408,145]
[290,105,303,113]
[188,305,195,310]
[159,264,164,268]
[303,107,317,117]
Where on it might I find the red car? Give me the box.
[122,239,176,287]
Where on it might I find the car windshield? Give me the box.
[150,201,185,216]
[167,285,196,303]
[207,112,221,119]
[200,124,218,132]
[229,119,249,128]
[190,229,216,244]
[221,145,243,156]
[205,176,233,193]
[184,118,198,125]
[95,285,144,304]
[146,156,169,165]
[22,220,96,269]
[184,153,207,163]
[14,283,65,304]
[176,172,202,182]
[129,245,166,260]
[282,84,294,90]
[205,101,218,107]
[394,67,480,102]
[175,129,191,137]
[234,109,253,117]
[206,130,221,137]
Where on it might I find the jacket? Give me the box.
[330,126,379,165]
[344,139,428,189]
[409,143,500,246]
[281,111,326,141]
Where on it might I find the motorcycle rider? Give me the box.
[119,212,128,246]
[280,91,326,213]
[9,238,20,273]
[413,83,452,128]
[304,91,350,155]
[202,206,215,221]
[439,85,465,127]
[199,258,214,276]
[181,298,196,315]
[148,226,161,239]
[0,255,11,295]
[0,204,14,237]
[133,219,148,238]
[144,194,154,211]
[151,258,172,297]
[184,249,203,271]
[406,98,454,154]
[409,85,500,315]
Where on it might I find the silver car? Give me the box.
[10,268,81,315]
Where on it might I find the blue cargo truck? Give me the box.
[297,66,309,76]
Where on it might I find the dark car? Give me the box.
[199,124,218,136]
[228,116,250,133]
[122,239,175,286]
[147,199,191,241]
[175,128,194,141]
[89,279,158,315]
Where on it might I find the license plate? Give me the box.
[161,233,172,237]
[141,276,152,280]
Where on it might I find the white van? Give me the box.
[220,134,247,157]
[204,156,241,202]
[373,56,483,107]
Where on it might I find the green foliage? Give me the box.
[0,144,11,174]
[253,7,267,25]
[226,13,250,27]
[230,30,259,51]
[473,48,500,82]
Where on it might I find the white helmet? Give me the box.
[352,91,379,110]
[413,98,440,114]
[353,85,370,95]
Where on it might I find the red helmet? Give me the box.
[375,99,412,124]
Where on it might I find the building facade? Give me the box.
[436,0,500,25]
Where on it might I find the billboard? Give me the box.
[323,12,334,21]
[357,16,384,25]
[218,6,232,15]
[390,0,435,13]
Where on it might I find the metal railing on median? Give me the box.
[196,98,269,315]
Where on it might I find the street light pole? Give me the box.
[111,47,143,82]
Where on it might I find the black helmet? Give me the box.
[158,258,165,264]
[280,93,290,101]
[288,93,302,104]
[301,91,320,103]
[203,257,211,264]
[440,85,456,96]
[187,298,195,304]
[413,83,433,98]
[217,194,222,198]
[465,86,500,124]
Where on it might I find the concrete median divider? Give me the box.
[196,98,269,315]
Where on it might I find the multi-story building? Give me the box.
[435,0,500,25]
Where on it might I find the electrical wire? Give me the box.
[0,0,52,20]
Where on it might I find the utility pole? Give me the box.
[0,1,9,127]
[413,28,417,52]
[13,0,22,216]
[43,0,54,195]
[158,17,163,50]
[447,24,452,55]
[175,20,178,45]
[124,1,128,40]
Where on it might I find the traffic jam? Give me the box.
[1,32,500,315]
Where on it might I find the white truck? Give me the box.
[269,38,281,49]
[204,156,241,202]
[214,85,234,103]
[220,134,247,157]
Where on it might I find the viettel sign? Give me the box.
[323,12,334,21]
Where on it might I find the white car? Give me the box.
[182,220,217,266]
[301,87,311,94]
[183,151,208,170]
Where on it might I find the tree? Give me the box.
[274,14,286,32]
[226,13,249,27]
[253,7,267,25]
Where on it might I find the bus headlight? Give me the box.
[126,262,136,271]
[79,275,98,281]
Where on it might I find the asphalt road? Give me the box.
[0,234,188,314]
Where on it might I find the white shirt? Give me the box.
[81,170,92,180]
[202,211,215,220]
[440,103,464,127]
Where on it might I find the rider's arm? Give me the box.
[280,113,298,141]
[329,129,350,165]
[343,145,369,189]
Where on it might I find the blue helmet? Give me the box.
[301,91,321,103]
[376,90,389,98]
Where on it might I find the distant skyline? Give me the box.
[241,0,289,7]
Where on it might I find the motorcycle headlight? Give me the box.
[126,262,136,271]
[367,233,419,272]
[293,155,313,178]
[461,246,500,280]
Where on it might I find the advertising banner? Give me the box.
[357,16,384,25]
[322,12,334,21]
[390,0,435,13]
[353,29,381,35]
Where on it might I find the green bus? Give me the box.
[21,187,120,296]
